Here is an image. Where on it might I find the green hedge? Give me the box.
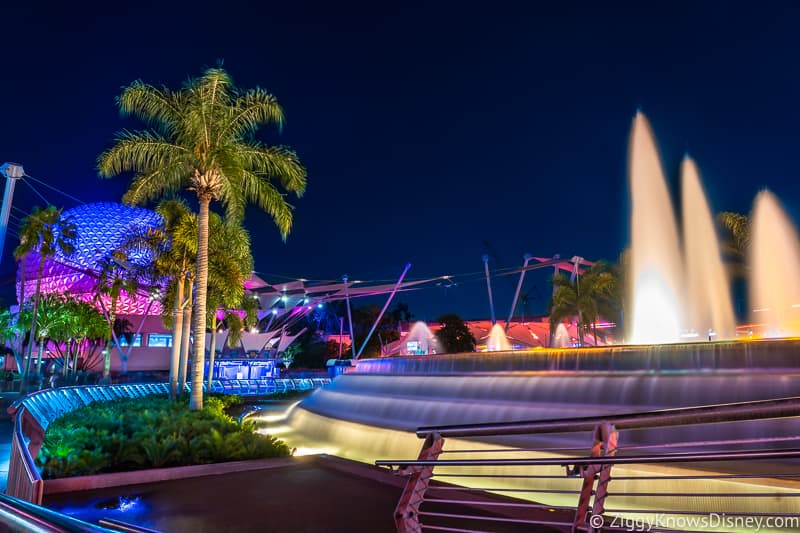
[36,395,291,479]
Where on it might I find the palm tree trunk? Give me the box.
[62,340,69,377]
[169,276,185,399]
[26,255,45,379]
[73,341,80,377]
[207,313,217,393]
[104,296,117,377]
[190,194,211,411]
[36,337,45,384]
[16,259,26,373]
[178,280,193,393]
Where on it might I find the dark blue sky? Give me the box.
[2,1,799,319]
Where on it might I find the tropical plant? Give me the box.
[37,394,291,478]
[13,206,77,377]
[94,251,139,376]
[0,309,22,369]
[435,314,476,353]
[98,67,307,409]
[549,262,618,346]
[205,220,255,390]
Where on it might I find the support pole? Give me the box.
[0,163,24,268]
[355,263,411,359]
[343,275,356,359]
[552,253,561,296]
[482,255,496,325]
[339,316,344,358]
[505,253,532,332]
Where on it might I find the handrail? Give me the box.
[0,493,115,532]
[377,447,800,468]
[382,395,800,532]
[415,394,800,437]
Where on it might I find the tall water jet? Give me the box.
[402,321,442,354]
[628,112,684,344]
[486,324,511,351]
[681,157,736,339]
[750,190,800,337]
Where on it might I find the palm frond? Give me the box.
[225,89,285,138]
[240,170,293,239]
[121,162,189,206]
[117,81,183,134]
[98,130,190,177]
[237,144,307,196]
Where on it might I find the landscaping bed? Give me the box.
[36,394,291,479]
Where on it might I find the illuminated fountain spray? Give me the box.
[681,157,736,340]
[403,321,442,355]
[628,114,735,343]
[628,113,684,344]
[552,322,570,348]
[750,190,800,337]
[486,324,511,351]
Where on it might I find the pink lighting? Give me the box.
[17,202,164,315]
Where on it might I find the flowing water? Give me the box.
[750,190,800,337]
[486,324,511,351]
[402,321,442,354]
[681,156,736,339]
[628,113,684,344]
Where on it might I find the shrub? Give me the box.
[36,395,291,479]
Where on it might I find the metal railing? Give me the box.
[376,396,800,532]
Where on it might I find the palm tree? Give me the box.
[13,206,77,378]
[0,309,22,370]
[98,67,306,409]
[549,262,617,346]
[205,220,255,391]
[122,198,197,398]
[94,251,140,376]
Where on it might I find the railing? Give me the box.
[376,396,800,532]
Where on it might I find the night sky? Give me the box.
[2,1,800,319]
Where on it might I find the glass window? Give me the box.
[147,334,172,348]
[114,334,142,347]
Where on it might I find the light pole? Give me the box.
[0,163,24,268]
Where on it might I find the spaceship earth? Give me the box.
[17,202,163,315]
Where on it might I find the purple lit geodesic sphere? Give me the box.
[17,202,164,315]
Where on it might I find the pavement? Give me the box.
[43,456,566,532]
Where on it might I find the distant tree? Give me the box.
[435,314,476,354]
[350,304,401,358]
[14,206,77,378]
[717,211,750,281]
[549,262,617,346]
[718,211,751,259]
[94,251,139,376]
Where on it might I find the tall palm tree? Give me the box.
[13,206,77,378]
[549,263,617,346]
[98,67,306,409]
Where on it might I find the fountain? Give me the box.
[551,322,570,348]
[681,156,736,340]
[628,114,736,343]
[485,324,510,351]
[258,111,800,520]
[628,113,684,344]
[750,190,800,337]
[401,321,441,355]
